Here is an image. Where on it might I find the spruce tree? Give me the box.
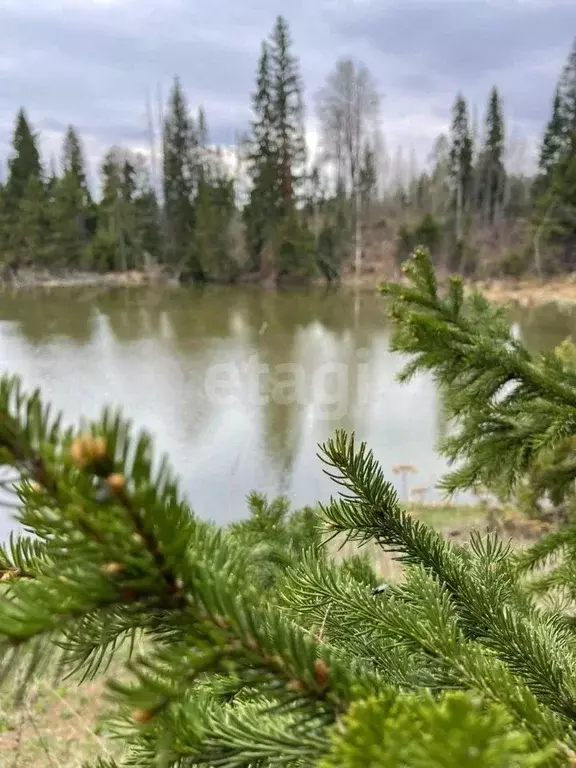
[533,39,576,265]
[61,125,91,205]
[449,94,473,245]
[559,38,576,156]
[90,149,137,271]
[47,171,89,268]
[46,126,93,267]
[245,41,278,271]
[245,19,312,282]
[270,15,306,214]
[6,109,42,203]
[478,87,506,224]
[8,176,50,266]
[162,77,202,280]
[537,87,566,182]
[132,157,162,266]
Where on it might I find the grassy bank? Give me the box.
[5,265,576,309]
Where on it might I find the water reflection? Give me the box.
[509,302,576,353]
[2,286,573,536]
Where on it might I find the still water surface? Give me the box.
[1,285,575,535]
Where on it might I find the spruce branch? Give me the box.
[379,247,576,501]
[4,370,576,765]
[0,374,388,766]
[318,431,576,733]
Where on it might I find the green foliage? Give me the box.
[7,176,50,266]
[163,77,202,279]
[47,171,89,268]
[449,94,474,217]
[381,246,576,503]
[61,125,91,206]
[538,88,566,183]
[194,173,238,283]
[322,692,555,768]
[6,109,42,203]
[500,248,529,278]
[477,86,506,224]
[534,39,576,265]
[3,370,576,764]
[397,213,444,265]
[381,245,576,600]
[245,16,312,281]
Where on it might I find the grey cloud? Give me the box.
[0,0,573,176]
[330,0,574,77]
[327,0,574,132]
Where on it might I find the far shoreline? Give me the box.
[2,267,576,308]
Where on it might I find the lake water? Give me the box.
[1,284,576,536]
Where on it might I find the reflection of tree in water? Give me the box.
[91,287,173,344]
[251,289,390,485]
[88,283,390,354]
[1,283,394,497]
[509,302,576,354]
[238,286,389,342]
[0,287,96,346]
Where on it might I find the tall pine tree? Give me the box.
[62,126,90,200]
[270,15,306,214]
[537,87,566,182]
[245,17,312,281]
[46,126,93,267]
[245,41,278,272]
[449,94,473,248]
[478,87,506,224]
[6,109,42,203]
[4,110,48,268]
[162,77,202,280]
[559,38,576,155]
[88,149,137,271]
[534,38,576,267]
[132,156,161,266]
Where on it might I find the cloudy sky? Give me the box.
[1,0,574,185]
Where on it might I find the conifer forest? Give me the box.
[1,17,576,284]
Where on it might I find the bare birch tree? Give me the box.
[315,59,380,278]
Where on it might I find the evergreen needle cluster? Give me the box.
[2,345,576,766]
[380,246,576,598]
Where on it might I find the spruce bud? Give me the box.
[102,562,124,576]
[70,435,108,471]
[314,658,329,688]
[286,679,305,693]
[132,708,154,724]
[106,473,126,494]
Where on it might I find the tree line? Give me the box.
[1,16,575,283]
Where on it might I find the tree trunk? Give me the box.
[354,182,361,279]
[455,176,463,244]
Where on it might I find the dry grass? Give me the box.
[0,503,547,767]
[469,277,576,307]
[0,680,120,767]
